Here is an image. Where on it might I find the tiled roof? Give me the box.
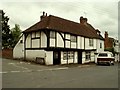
[23,15,104,40]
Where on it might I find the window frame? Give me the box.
[71,35,77,42]
[85,52,91,60]
[89,39,93,46]
[50,31,56,38]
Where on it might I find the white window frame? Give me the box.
[86,52,91,60]
[89,39,93,46]
[71,35,77,42]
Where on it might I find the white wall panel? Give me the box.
[41,32,47,47]
[57,32,64,47]
[77,36,80,49]
[71,42,76,48]
[32,39,39,48]
[81,37,84,49]
[65,41,70,48]
[26,34,31,48]
[13,35,24,59]
[45,51,53,65]
[26,50,46,62]
[50,39,55,47]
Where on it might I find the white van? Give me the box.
[97,51,115,65]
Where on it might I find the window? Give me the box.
[63,52,67,60]
[86,52,91,60]
[98,53,108,57]
[63,51,74,60]
[100,43,102,48]
[32,32,40,39]
[71,35,77,42]
[32,32,36,38]
[50,31,55,38]
[89,39,93,46]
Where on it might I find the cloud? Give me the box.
[0,1,118,39]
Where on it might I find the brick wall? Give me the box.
[1,48,13,59]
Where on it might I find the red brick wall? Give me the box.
[1,48,13,59]
[104,38,113,48]
[104,32,113,49]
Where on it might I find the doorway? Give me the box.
[53,51,61,65]
[78,51,82,64]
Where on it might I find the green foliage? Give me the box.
[2,11,11,48]
[2,11,22,48]
[10,24,22,48]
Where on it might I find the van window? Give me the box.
[98,53,108,57]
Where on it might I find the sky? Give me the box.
[0,0,119,39]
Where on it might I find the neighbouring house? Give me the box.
[13,12,104,65]
[104,31,119,62]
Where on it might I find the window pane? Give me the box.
[50,31,55,38]
[89,39,93,46]
[71,35,76,42]
[63,52,67,60]
[86,52,91,60]
[98,53,108,57]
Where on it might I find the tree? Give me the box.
[10,24,22,48]
[2,10,11,49]
[104,47,115,56]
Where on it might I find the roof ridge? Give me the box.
[49,15,80,25]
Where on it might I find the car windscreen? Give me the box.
[98,53,108,57]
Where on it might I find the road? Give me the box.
[1,58,119,88]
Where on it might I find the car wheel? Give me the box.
[107,62,111,66]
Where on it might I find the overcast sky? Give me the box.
[0,0,119,39]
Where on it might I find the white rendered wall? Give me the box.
[45,51,53,65]
[85,38,94,50]
[50,39,55,47]
[93,39,97,49]
[57,32,64,47]
[65,41,70,48]
[77,36,81,49]
[96,39,104,53]
[74,52,78,63]
[13,35,24,59]
[32,39,40,48]
[26,50,46,62]
[41,32,47,48]
[71,42,76,48]
[26,34,31,48]
[81,37,84,49]
[91,51,95,62]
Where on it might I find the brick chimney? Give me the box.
[80,16,87,25]
[40,11,47,21]
[105,31,108,38]
[104,31,109,48]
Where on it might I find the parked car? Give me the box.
[97,51,115,65]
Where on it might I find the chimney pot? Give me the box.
[80,16,87,24]
[43,11,45,16]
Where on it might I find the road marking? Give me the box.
[0,72,7,74]
[10,71,21,73]
[2,67,69,74]
[78,65,90,68]
[12,64,29,70]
